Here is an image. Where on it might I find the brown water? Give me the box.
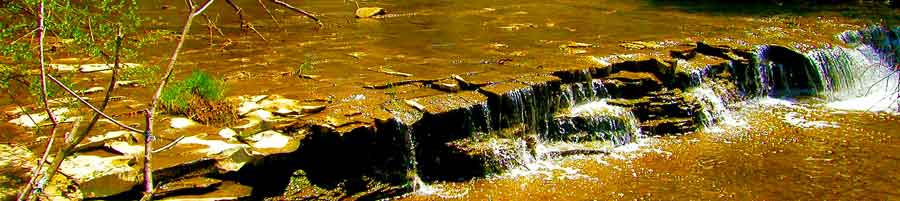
[402,101,900,200]
[2,0,898,200]
[134,0,867,102]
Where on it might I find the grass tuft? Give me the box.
[160,70,235,124]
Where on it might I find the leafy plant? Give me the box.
[0,0,151,103]
[160,70,235,123]
[160,71,226,111]
[294,55,316,75]
[120,64,161,85]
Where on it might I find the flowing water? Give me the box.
[2,0,899,200]
[401,24,900,200]
[403,104,900,200]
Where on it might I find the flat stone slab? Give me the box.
[409,91,488,115]
[480,82,530,98]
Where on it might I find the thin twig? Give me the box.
[201,13,231,45]
[9,28,39,45]
[20,25,129,201]
[152,135,185,153]
[47,74,142,132]
[224,0,267,41]
[269,0,322,25]
[257,0,281,28]
[4,91,40,135]
[87,18,95,42]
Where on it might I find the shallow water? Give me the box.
[402,100,900,200]
[2,0,898,200]
[134,0,865,101]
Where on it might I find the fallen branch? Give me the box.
[369,67,414,77]
[363,79,440,89]
[270,0,322,25]
[201,13,232,45]
[256,0,281,27]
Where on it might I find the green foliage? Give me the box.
[26,73,74,99]
[294,56,316,75]
[160,70,227,113]
[0,0,152,103]
[120,64,161,85]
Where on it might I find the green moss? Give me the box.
[160,71,233,123]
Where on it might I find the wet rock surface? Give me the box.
[0,44,758,200]
[1,17,887,200]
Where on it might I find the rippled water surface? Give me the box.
[402,101,899,200]
[2,0,898,200]
[134,0,868,100]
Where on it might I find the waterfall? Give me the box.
[565,101,640,144]
[689,86,746,130]
[559,79,608,108]
[822,27,900,112]
[737,26,899,112]
[754,45,824,97]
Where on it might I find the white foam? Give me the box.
[782,112,840,128]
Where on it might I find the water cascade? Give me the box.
[258,26,899,199]
[739,26,899,111]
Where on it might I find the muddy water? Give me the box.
[402,101,900,200]
[2,0,898,200]
[136,0,863,101]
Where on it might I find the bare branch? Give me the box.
[46,74,142,133]
[257,0,281,28]
[269,0,322,25]
[201,13,232,45]
[152,135,185,153]
[224,0,267,41]
[140,1,216,198]
[140,110,154,201]
[18,1,59,200]
[9,28,39,45]
[20,24,131,201]
[151,0,216,116]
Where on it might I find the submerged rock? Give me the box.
[59,155,135,185]
[247,130,291,149]
[7,107,69,128]
[552,101,638,144]
[115,80,142,87]
[83,63,141,73]
[218,128,238,139]
[81,86,105,94]
[170,117,198,129]
[0,144,35,200]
